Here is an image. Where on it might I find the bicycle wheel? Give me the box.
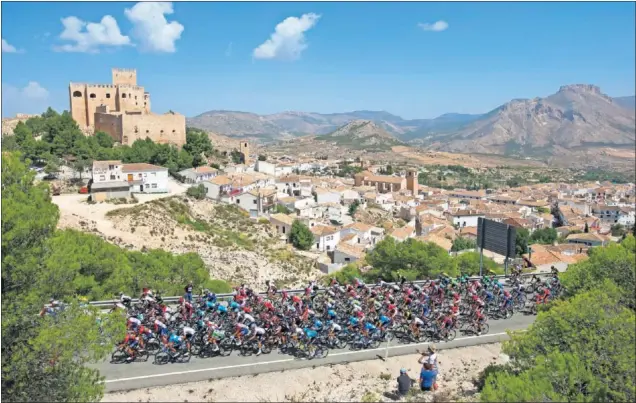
[369,338,381,349]
[219,343,232,357]
[179,351,191,363]
[261,342,273,355]
[135,350,150,362]
[145,339,161,354]
[111,349,127,363]
[154,351,170,365]
[190,342,202,356]
[335,337,348,349]
[445,329,457,342]
[481,323,490,335]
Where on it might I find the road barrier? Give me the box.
[87,272,551,308]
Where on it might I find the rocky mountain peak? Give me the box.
[558,84,604,95]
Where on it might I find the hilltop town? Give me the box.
[62,138,635,282]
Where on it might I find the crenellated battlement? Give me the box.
[112,68,136,73]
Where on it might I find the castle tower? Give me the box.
[406,169,418,196]
[239,141,250,165]
[112,68,137,86]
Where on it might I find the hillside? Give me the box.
[55,195,322,289]
[317,120,404,151]
[423,85,636,157]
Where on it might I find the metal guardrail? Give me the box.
[88,272,551,308]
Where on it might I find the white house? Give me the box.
[341,222,385,247]
[311,225,341,252]
[92,160,124,183]
[314,187,341,204]
[121,163,169,193]
[178,166,219,184]
[233,187,277,218]
[255,160,277,176]
[451,210,485,228]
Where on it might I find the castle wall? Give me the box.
[94,112,123,143]
[121,112,186,148]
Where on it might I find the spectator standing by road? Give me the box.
[396,368,414,397]
[184,282,194,303]
[417,345,438,370]
[419,363,438,392]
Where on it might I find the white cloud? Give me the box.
[2,38,22,53]
[2,82,50,117]
[418,20,449,32]
[253,13,320,61]
[54,15,131,53]
[124,2,184,53]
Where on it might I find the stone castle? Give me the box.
[69,68,186,147]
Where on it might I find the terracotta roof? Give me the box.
[248,187,277,197]
[310,225,339,237]
[389,226,415,240]
[194,166,218,173]
[566,233,609,242]
[276,175,301,183]
[270,213,295,226]
[208,175,233,185]
[345,222,373,232]
[460,226,478,236]
[93,160,122,169]
[122,163,167,172]
[340,233,358,243]
[335,242,365,258]
[416,234,453,251]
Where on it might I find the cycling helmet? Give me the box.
[137,314,144,321]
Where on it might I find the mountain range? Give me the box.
[187,85,635,158]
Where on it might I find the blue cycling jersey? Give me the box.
[327,309,337,318]
[349,317,359,326]
[229,301,239,310]
[217,305,228,313]
[169,334,181,344]
[206,301,215,309]
[379,315,390,324]
[314,320,323,329]
[364,322,376,331]
[304,328,318,338]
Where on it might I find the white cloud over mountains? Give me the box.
[418,20,449,32]
[253,13,320,61]
[54,2,183,54]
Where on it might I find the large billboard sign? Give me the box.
[477,217,517,259]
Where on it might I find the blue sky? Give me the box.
[2,1,635,119]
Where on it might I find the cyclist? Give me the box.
[247,323,267,355]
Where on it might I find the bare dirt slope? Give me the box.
[102,343,504,403]
[55,195,322,289]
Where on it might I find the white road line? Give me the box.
[104,331,517,384]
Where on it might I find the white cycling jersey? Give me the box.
[154,319,167,329]
[183,326,195,336]
[413,317,424,325]
[253,327,266,335]
[128,317,141,326]
[242,313,255,324]
[331,323,342,332]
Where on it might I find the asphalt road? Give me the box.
[97,313,535,392]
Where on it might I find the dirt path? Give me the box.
[102,343,504,402]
